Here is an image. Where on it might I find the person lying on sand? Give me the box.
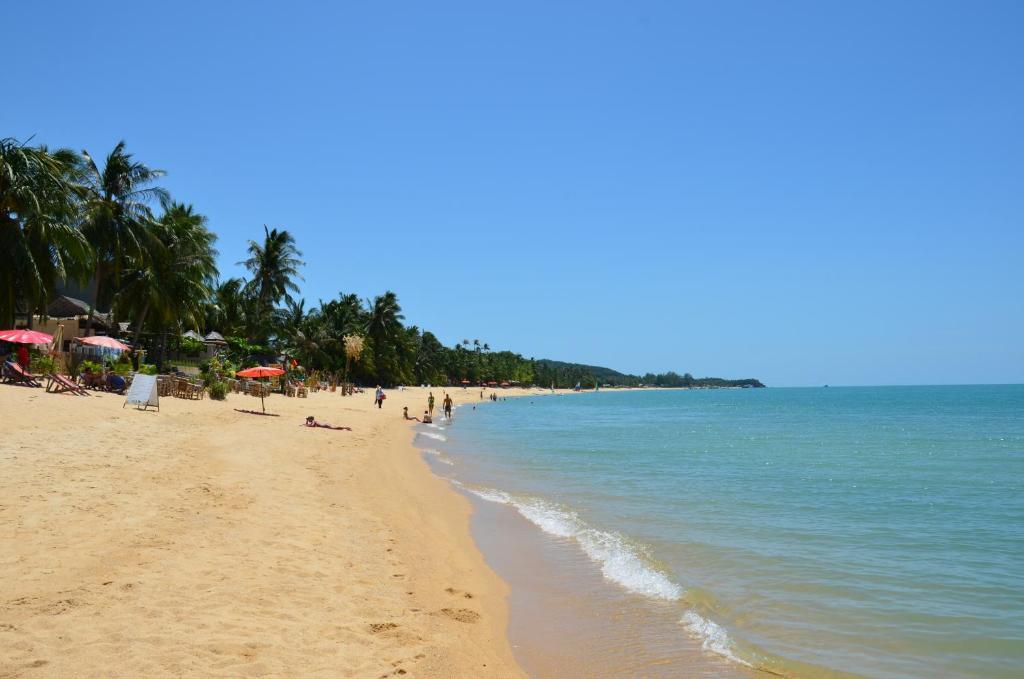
[303,416,351,431]
[403,406,421,422]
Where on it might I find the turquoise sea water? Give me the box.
[418,386,1024,678]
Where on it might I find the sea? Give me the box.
[415,385,1024,678]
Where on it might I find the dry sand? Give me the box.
[0,381,541,678]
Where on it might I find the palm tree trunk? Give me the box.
[156,327,167,371]
[132,302,150,347]
[85,262,101,337]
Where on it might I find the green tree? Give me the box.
[205,277,252,337]
[239,225,304,341]
[366,291,408,385]
[116,201,218,346]
[80,141,168,335]
[0,138,90,327]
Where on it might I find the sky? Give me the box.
[5,1,1022,386]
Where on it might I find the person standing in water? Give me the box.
[443,393,453,419]
[427,391,435,417]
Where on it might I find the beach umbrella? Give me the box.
[78,335,130,351]
[236,365,285,413]
[460,379,470,384]
[0,329,53,345]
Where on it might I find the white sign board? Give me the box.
[124,374,159,411]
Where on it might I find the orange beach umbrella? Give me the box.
[237,366,285,413]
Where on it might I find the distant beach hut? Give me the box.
[181,329,203,342]
[500,381,510,388]
[203,331,227,346]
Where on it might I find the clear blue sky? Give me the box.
[7,1,1022,386]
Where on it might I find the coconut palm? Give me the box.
[0,138,91,327]
[80,141,168,335]
[116,201,218,346]
[205,277,251,337]
[239,225,304,340]
[365,291,410,384]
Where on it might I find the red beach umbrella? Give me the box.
[236,366,285,413]
[78,335,130,351]
[0,329,53,345]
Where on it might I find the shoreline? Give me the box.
[0,383,531,677]
[415,393,763,679]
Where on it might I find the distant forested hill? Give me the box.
[534,360,765,389]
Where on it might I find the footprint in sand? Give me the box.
[435,608,480,624]
[444,586,474,599]
[369,622,399,634]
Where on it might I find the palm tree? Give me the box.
[365,291,408,384]
[0,138,91,327]
[205,277,251,337]
[366,291,405,340]
[80,141,168,335]
[116,201,218,347]
[239,225,304,340]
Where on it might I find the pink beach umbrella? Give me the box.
[78,335,130,351]
[0,329,54,345]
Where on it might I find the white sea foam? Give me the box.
[679,611,750,666]
[420,448,455,465]
[464,486,682,601]
[419,431,447,442]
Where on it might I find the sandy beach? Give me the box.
[0,382,539,678]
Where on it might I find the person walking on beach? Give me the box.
[428,391,435,417]
[443,394,453,419]
[375,385,385,409]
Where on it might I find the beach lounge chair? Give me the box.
[46,373,90,395]
[107,374,127,395]
[3,361,41,387]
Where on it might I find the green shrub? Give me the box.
[67,352,83,377]
[180,336,204,356]
[207,380,229,400]
[32,355,56,374]
[80,360,103,374]
[138,364,158,375]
